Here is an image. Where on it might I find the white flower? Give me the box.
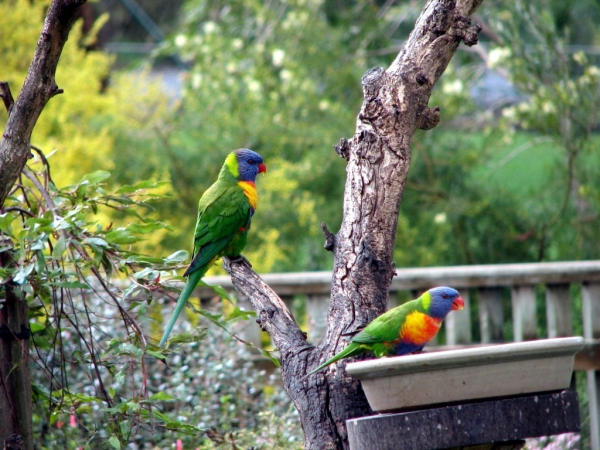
[232,38,243,50]
[443,79,463,95]
[541,101,556,114]
[191,73,203,89]
[434,213,447,224]
[487,47,511,69]
[588,66,600,76]
[502,106,516,119]
[203,21,217,34]
[248,80,261,93]
[573,51,587,66]
[272,49,285,67]
[174,34,187,48]
[280,69,293,82]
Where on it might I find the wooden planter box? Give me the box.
[346,336,585,413]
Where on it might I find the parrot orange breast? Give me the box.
[238,181,258,211]
[400,311,442,345]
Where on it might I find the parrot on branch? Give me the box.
[159,149,266,347]
[304,286,464,378]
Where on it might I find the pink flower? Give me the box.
[176,439,183,450]
[69,414,77,428]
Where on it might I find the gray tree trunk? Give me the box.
[225,0,484,448]
[0,2,87,449]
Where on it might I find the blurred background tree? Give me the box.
[5,0,598,273]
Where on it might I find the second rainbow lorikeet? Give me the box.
[304,286,464,378]
[159,149,266,347]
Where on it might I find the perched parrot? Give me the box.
[304,286,464,378]
[159,148,266,347]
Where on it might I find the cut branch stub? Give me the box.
[321,222,336,252]
[333,138,351,160]
[418,106,441,130]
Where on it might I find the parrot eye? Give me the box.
[248,159,256,164]
[442,294,448,299]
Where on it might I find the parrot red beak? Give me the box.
[451,296,465,311]
[258,163,267,174]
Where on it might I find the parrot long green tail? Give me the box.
[303,342,363,380]
[159,270,204,347]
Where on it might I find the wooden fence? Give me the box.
[197,260,600,449]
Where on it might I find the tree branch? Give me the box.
[0,0,87,208]
[212,1,483,448]
[223,257,310,356]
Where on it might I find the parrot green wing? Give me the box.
[184,181,250,277]
[350,298,420,345]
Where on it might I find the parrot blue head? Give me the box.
[228,148,266,182]
[425,286,464,319]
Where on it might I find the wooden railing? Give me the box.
[197,260,600,449]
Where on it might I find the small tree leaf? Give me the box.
[80,170,111,185]
[108,435,121,450]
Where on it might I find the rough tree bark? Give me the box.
[0,0,87,209]
[224,0,483,449]
[0,1,87,448]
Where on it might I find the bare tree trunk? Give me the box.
[0,0,87,209]
[225,0,483,448]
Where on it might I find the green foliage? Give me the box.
[482,0,600,261]
[1,153,293,447]
[152,0,404,272]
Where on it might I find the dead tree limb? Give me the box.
[226,1,483,448]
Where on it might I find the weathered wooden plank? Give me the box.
[512,285,537,342]
[478,288,504,343]
[583,282,600,450]
[546,284,573,338]
[387,291,399,309]
[346,391,580,450]
[236,295,262,348]
[306,294,329,344]
[445,290,472,345]
[195,260,600,297]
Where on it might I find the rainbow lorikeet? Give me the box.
[304,286,464,378]
[159,149,266,347]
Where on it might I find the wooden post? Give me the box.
[346,391,579,450]
[386,291,399,309]
[546,284,573,338]
[583,282,600,450]
[0,253,33,449]
[306,294,329,344]
[511,285,537,342]
[478,287,504,343]
[445,289,472,345]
